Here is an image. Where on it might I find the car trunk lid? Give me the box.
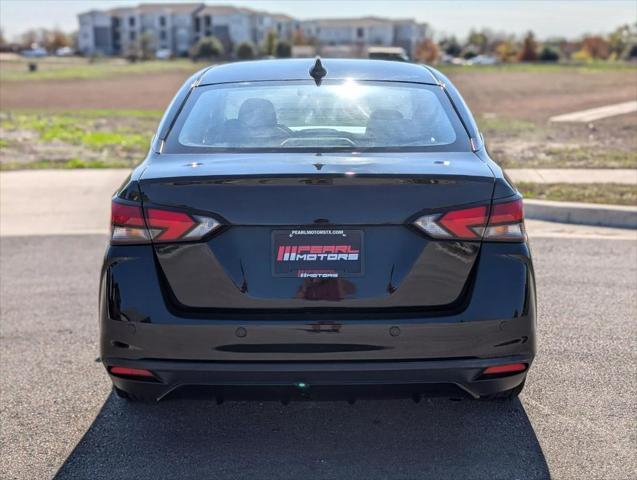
[139,152,494,311]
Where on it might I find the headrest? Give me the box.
[238,98,277,128]
[366,109,405,137]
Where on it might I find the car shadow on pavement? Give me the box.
[54,393,549,480]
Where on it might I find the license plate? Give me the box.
[272,229,364,278]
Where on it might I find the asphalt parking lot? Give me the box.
[1,226,635,480]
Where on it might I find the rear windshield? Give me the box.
[165,80,469,153]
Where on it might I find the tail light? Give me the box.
[109,366,156,380]
[111,200,220,245]
[482,363,527,375]
[414,198,525,242]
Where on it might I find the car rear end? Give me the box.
[100,60,535,402]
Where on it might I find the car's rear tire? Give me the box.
[112,386,157,403]
[481,379,525,401]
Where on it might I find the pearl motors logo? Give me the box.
[272,229,363,278]
[276,244,360,262]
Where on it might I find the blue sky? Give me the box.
[1,0,635,40]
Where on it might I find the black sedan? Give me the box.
[101,58,536,403]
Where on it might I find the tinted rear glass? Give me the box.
[166,80,470,153]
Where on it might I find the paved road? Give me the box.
[1,230,635,480]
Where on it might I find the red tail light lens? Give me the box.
[111,200,220,244]
[414,198,526,242]
[109,366,155,379]
[145,208,196,241]
[482,363,527,375]
[111,202,151,244]
[483,199,526,241]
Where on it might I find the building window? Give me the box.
[204,15,211,27]
[129,16,135,27]
[357,27,364,38]
[159,16,166,27]
[160,30,167,41]
[194,17,200,32]
[129,31,136,41]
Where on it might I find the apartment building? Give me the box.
[192,6,295,52]
[79,3,204,56]
[78,4,427,58]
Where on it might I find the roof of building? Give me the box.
[138,3,204,13]
[198,58,438,85]
[107,3,204,16]
[196,4,293,20]
[307,16,413,28]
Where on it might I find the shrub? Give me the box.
[414,38,439,63]
[275,40,292,58]
[190,36,224,61]
[539,46,560,62]
[235,41,256,60]
[442,36,461,57]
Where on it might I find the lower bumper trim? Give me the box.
[105,355,532,402]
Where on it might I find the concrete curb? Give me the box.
[524,199,637,229]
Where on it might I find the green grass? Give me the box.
[477,115,541,137]
[1,112,156,151]
[0,110,160,170]
[0,58,208,82]
[497,147,637,169]
[0,158,131,170]
[518,182,637,205]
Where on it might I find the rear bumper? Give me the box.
[106,356,532,401]
[100,241,536,401]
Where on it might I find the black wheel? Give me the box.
[112,386,157,403]
[481,379,525,401]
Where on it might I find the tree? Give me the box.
[20,29,42,49]
[49,30,70,50]
[292,28,309,46]
[581,36,610,60]
[538,46,560,62]
[467,29,489,54]
[495,40,519,63]
[190,36,224,61]
[440,36,461,57]
[235,41,255,60]
[138,32,154,60]
[518,31,538,62]
[608,24,631,59]
[413,38,439,63]
[260,30,278,56]
[275,40,292,58]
